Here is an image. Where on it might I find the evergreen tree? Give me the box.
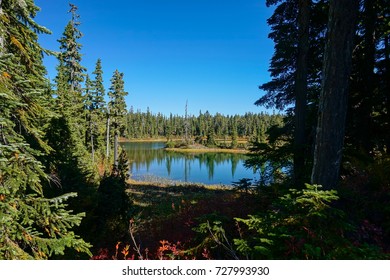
[84,74,95,160]
[184,100,191,144]
[58,3,85,93]
[45,3,98,233]
[311,0,359,189]
[250,0,328,185]
[108,70,128,172]
[85,59,106,162]
[293,0,310,187]
[346,0,390,156]
[0,0,91,259]
[91,59,105,111]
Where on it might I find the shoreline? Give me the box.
[119,138,168,143]
[164,147,248,154]
[120,138,250,154]
[126,178,232,190]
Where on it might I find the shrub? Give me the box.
[234,184,388,259]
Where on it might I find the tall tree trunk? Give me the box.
[293,0,310,187]
[311,0,358,189]
[385,34,390,154]
[106,116,110,158]
[114,131,118,172]
[91,124,95,163]
[184,100,190,144]
[0,1,4,54]
[360,0,377,152]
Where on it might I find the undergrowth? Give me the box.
[91,179,389,260]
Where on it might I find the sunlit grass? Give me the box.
[165,147,248,154]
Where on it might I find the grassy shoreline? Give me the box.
[126,178,232,190]
[120,137,250,154]
[164,147,248,154]
[119,137,168,143]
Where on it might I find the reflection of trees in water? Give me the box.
[122,142,166,172]
[122,142,248,180]
[230,154,239,178]
[166,156,171,176]
[194,153,245,180]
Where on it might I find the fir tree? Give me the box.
[84,74,95,160]
[85,59,106,162]
[46,3,98,215]
[0,0,91,259]
[58,3,85,93]
[108,70,128,172]
[250,0,328,185]
[91,59,106,112]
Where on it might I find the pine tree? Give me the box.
[108,70,128,172]
[0,0,91,259]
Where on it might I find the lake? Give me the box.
[121,141,259,185]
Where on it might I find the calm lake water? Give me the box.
[121,142,259,185]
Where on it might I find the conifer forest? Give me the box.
[1,0,390,260]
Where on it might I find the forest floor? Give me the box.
[123,180,261,259]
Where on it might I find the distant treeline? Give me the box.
[125,108,284,141]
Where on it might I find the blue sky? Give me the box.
[35,0,275,116]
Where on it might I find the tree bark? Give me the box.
[311,0,358,189]
[0,1,4,54]
[359,0,376,152]
[385,34,390,154]
[106,116,110,158]
[293,0,310,187]
[91,125,95,163]
[114,131,118,172]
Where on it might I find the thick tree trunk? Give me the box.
[293,0,310,187]
[311,0,358,189]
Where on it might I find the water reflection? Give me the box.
[121,142,258,185]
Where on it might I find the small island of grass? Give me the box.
[165,142,249,154]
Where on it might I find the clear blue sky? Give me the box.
[35,0,275,116]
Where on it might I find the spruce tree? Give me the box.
[84,74,94,160]
[91,59,106,112]
[108,70,128,172]
[46,3,98,219]
[85,59,106,162]
[58,3,85,94]
[0,0,91,259]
